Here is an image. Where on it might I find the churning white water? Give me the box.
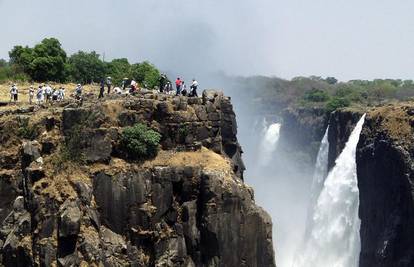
[304,126,330,237]
[258,122,281,166]
[295,114,366,267]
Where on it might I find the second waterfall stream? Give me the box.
[295,114,366,267]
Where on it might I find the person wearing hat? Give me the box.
[106,76,112,94]
[28,85,34,104]
[10,84,18,103]
[75,84,82,98]
[36,85,44,104]
[122,78,128,91]
[58,87,65,101]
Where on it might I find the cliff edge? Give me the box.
[0,91,275,267]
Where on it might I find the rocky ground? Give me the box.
[0,90,275,266]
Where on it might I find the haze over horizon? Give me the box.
[1,0,414,81]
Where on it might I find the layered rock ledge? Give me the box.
[0,91,275,267]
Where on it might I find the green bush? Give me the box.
[303,88,330,102]
[325,97,351,113]
[121,123,161,160]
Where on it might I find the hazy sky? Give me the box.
[1,0,414,81]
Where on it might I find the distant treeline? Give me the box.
[0,38,163,88]
[233,75,414,113]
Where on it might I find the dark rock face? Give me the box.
[278,107,328,168]
[357,111,414,267]
[0,91,275,267]
[329,108,414,267]
[327,110,363,170]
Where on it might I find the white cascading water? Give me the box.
[295,114,366,267]
[258,121,281,166]
[304,126,330,237]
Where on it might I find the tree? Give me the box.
[130,61,160,88]
[0,59,8,68]
[325,77,338,85]
[67,51,105,83]
[106,58,131,85]
[303,88,330,102]
[9,45,33,73]
[9,38,67,82]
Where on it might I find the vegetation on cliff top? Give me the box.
[1,37,162,87]
[232,75,414,114]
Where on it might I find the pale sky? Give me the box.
[1,0,414,81]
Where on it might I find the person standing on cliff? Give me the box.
[75,84,83,100]
[28,86,34,104]
[36,85,44,104]
[44,84,52,104]
[106,76,112,94]
[175,77,182,95]
[10,84,18,103]
[99,79,105,98]
[189,79,199,97]
[159,73,167,93]
[181,81,187,96]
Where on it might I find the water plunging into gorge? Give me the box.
[296,114,366,267]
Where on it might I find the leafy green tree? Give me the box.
[303,88,330,102]
[9,38,67,82]
[0,59,8,68]
[325,97,351,113]
[106,58,131,85]
[130,61,161,88]
[9,45,33,73]
[67,51,105,83]
[325,77,338,85]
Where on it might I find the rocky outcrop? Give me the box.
[328,106,414,267]
[357,106,414,267]
[0,91,275,266]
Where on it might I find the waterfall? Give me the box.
[295,114,366,267]
[304,126,330,238]
[258,122,281,166]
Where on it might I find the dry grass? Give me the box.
[143,147,232,173]
[0,82,98,103]
[368,103,414,142]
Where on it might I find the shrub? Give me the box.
[121,123,161,160]
[325,97,351,113]
[303,88,330,102]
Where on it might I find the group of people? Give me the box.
[159,75,199,97]
[9,83,66,104]
[99,77,139,98]
[7,75,200,105]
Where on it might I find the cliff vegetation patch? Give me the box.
[121,123,161,160]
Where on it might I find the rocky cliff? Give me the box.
[327,106,414,267]
[0,91,275,267]
[276,104,414,267]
